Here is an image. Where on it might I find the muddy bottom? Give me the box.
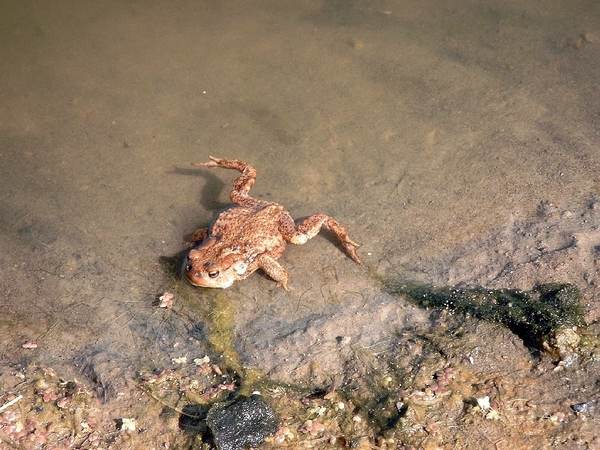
[2,202,600,449]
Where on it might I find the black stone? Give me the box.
[206,394,278,450]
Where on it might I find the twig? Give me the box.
[36,320,59,342]
[137,385,200,418]
[0,394,23,412]
[12,213,29,228]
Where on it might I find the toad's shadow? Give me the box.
[159,166,231,278]
[172,165,231,212]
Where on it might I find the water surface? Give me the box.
[1,0,599,447]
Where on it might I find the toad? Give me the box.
[184,156,362,290]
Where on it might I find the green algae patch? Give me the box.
[204,291,243,376]
[185,289,268,395]
[387,281,585,348]
[172,283,244,378]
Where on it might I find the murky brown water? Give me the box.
[1,0,599,448]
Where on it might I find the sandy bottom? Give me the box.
[1,0,599,448]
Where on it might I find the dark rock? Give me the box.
[206,394,278,450]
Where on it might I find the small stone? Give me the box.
[120,418,136,431]
[158,292,174,308]
[486,409,501,420]
[477,396,491,411]
[194,356,210,365]
[42,390,58,402]
[425,422,440,434]
[172,356,187,365]
[571,402,593,414]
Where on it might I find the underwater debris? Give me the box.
[387,282,585,350]
[158,292,175,308]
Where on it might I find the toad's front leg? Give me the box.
[187,228,209,247]
[279,213,362,265]
[256,254,290,290]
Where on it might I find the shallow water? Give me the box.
[1,0,599,448]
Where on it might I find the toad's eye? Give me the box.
[208,270,219,278]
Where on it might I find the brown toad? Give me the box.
[184,156,362,290]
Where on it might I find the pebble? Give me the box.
[571,402,593,414]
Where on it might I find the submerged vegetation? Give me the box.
[386,282,585,347]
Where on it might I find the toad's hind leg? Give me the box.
[192,156,261,207]
[280,213,363,265]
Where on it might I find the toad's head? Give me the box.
[183,241,249,289]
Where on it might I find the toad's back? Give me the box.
[210,203,288,254]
